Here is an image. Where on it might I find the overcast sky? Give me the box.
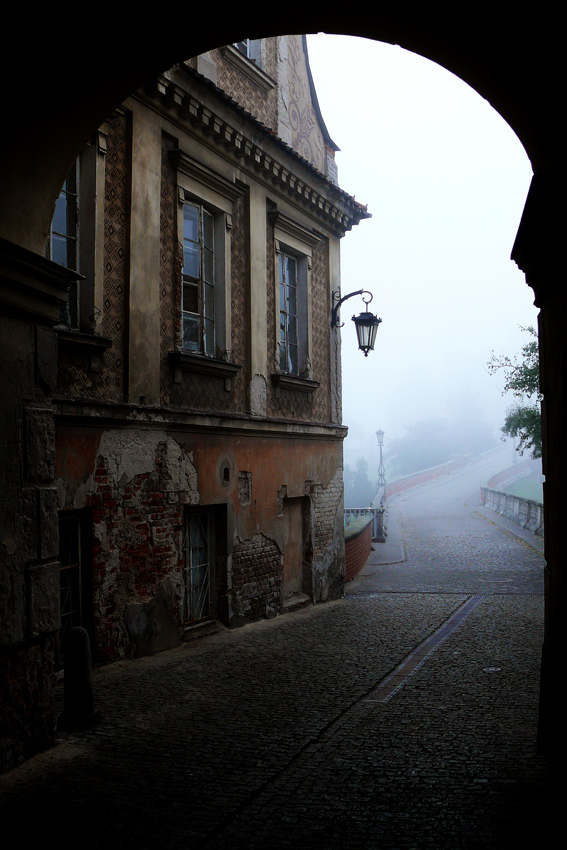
[305,33,538,474]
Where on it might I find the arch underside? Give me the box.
[0,13,558,253]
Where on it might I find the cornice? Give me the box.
[53,394,348,440]
[0,236,82,325]
[143,70,370,236]
[171,149,246,202]
[268,208,322,248]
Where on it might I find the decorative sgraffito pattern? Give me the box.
[211,44,277,132]
[160,135,178,407]
[310,238,331,422]
[280,36,326,175]
[56,348,103,398]
[101,111,129,401]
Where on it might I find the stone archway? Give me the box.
[0,11,563,772]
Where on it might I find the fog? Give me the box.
[306,34,538,482]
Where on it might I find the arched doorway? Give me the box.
[0,14,562,773]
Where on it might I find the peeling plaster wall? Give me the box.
[55,425,345,659]
[229,449,345,620]
[56,427,200,661]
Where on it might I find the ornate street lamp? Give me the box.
[331,289,382,357]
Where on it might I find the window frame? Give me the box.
[172,151,245,359]
[269,209,321,388]
[181,199,216,357]
[183,509,214,625]
[169,151,245,387]
[51,159,80,327]
[50,128,110,346]
[278,248,301,376]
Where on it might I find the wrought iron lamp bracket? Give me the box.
[331,289,374,328]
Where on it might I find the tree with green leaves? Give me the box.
[488,325,542,458]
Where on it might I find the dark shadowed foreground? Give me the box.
[1,466,551,848]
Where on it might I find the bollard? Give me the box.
[58,626,100,730]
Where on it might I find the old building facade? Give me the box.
[14,34,367,707]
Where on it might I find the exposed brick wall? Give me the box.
[231,534,282,624]
[86,439,195,663]
[345,521,372,583]
[307,467,345,601]
[310,468,343,557]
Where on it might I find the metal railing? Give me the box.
[344,507,386,542]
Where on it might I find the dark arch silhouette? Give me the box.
[0,13,558,253]
[0,10,563,776]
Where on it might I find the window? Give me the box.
[182,201,215,356]
[234,39,250,58]
[221,42,275,92]
[269,208,322,397]
[170,150,246,381]
[183,511,213,624]
[49,132,108,337]
[51,162,80,326]
[232,39,262,66]
[279,251,299,374]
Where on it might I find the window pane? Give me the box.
[203,246,213,284]
[288,317,298,346]
[51,233,68,267]
[285,256,297,287]
[183,204,199,242]
[183,243,200,279]
[52,194,68,236]
[289,343,298,374]
[288,284,297,316]
[203,210,214,249]
[183,281,199,313]
[204,281,214,319]
[204,318,214,356]
[183,315,200,350]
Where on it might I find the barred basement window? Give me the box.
[183,510,214,625]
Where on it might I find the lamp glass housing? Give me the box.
[352,312,381,356]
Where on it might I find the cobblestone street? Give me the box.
[0,455,552,848]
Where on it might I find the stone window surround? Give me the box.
[269,207,321,401]
[169,149,245,389]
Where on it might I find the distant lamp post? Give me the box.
[376,429,386,486]
[331,289,382,357]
